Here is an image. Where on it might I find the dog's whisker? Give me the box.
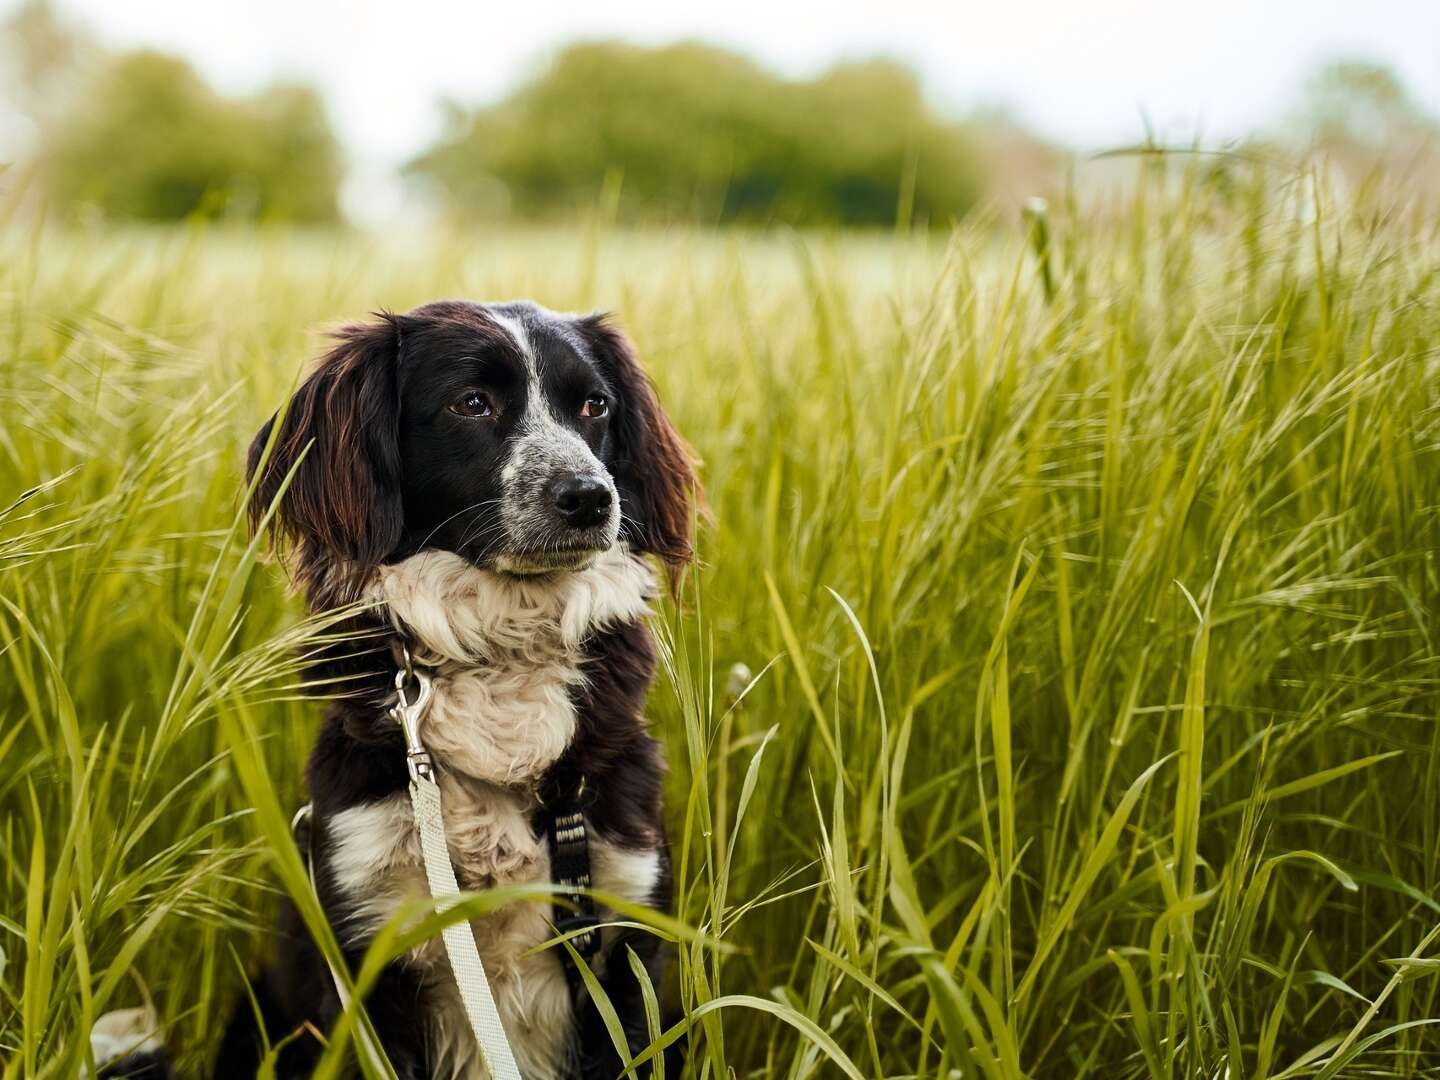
[416,497,506,551]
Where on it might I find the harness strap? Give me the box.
[541,758,601,999]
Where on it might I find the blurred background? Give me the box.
[0,0,1437,231]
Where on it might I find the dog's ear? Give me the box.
[247,315,404,602]
[579,314,698,581]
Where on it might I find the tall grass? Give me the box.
[2,159,1438,1078]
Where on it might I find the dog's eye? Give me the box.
[579,395,608,419]
[451,391,496,418]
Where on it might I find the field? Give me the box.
[2,161,1439,1078]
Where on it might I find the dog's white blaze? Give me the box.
[488,310,535,363]
[489,307,621,558]
[332,546,659,1079]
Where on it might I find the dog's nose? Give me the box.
[551,475,612,529]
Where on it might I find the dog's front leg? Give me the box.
[574,929,675,1080]
[339,952,434,1080]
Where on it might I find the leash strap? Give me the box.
[391,654,523,1080]
[409,771,522,1079]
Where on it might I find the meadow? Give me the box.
[1,160,1438,1078]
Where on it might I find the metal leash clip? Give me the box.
[389,645,436,783]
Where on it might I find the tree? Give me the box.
[39,49,342,222]
[407,41,985,227]
[1281,58,1440,199]
[1300,59,1436,150]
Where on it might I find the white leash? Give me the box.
[296,652,522,1079]
[390,656,522,1080]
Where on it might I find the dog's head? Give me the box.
[247,300,696,606]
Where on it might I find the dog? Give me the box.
[214,300,696,1079]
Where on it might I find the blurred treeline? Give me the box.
[0,1,1035,228]
[0,2,341,222]
[2,0,1437,228]
[406,42,994,226]
[45,53,340,222]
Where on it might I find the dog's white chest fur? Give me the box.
[326,547,661,1079]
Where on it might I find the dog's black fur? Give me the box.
[214,301,695,1079]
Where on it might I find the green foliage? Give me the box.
[39,50,342,222]
[407,41,983,226]
[2,160,1440,1077]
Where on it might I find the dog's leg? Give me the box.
[214,960,435,1079]
[574,929,678,1080]
[213,904,332,1079]
[212,968,326,1079]
[348,959,436,1080]
[213,892,437,1080]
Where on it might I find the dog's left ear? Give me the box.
[579,314,699,580]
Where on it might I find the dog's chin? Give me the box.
[490,548,604,577]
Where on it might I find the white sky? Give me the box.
[11,0,1440,218]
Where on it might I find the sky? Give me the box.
[10,0,1440,218]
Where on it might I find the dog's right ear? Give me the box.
[247,315,403,601]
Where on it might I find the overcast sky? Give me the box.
[11,0,1440,216]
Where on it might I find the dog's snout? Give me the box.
[551,475,613,529]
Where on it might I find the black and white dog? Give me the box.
[216,300,695,1079]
